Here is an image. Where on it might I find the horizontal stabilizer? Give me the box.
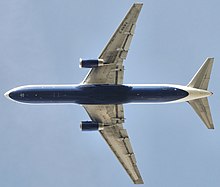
[188,98,214,129]
[187,58,214,90]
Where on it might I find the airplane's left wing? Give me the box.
[82,3,143,85]
[83,104,144,184]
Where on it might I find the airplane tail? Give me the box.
[187,58,214,129]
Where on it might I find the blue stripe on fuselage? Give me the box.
[9,84,189,104]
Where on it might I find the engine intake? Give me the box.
[79,58,104,68]
[80,121,104,131]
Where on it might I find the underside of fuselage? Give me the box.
[5,84,189,104]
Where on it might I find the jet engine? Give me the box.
[80,121,104,131]
[79,58,104,68]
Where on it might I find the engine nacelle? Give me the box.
[80,121,104,131]
[79,58,104,68]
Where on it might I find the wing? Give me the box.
[82,3,143,85]
[83,104,144,184]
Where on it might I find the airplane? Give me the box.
[4,3,214,184]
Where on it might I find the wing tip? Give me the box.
[207,124,214,129]
[133,3,143,8]
[206,57,214,65]
[207,57,214,60]
[134,178,144,184]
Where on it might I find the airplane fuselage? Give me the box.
[5,84,211,105]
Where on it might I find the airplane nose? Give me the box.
[4,90,11,99]
[4,89,18,101]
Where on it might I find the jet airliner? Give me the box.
[5,3,214,184]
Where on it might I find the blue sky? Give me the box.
[1,0,220,186]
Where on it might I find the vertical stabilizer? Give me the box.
[187,58,214,129]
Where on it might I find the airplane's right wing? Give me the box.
[83,104,144,184]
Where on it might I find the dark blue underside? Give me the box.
[9,85,189,104]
